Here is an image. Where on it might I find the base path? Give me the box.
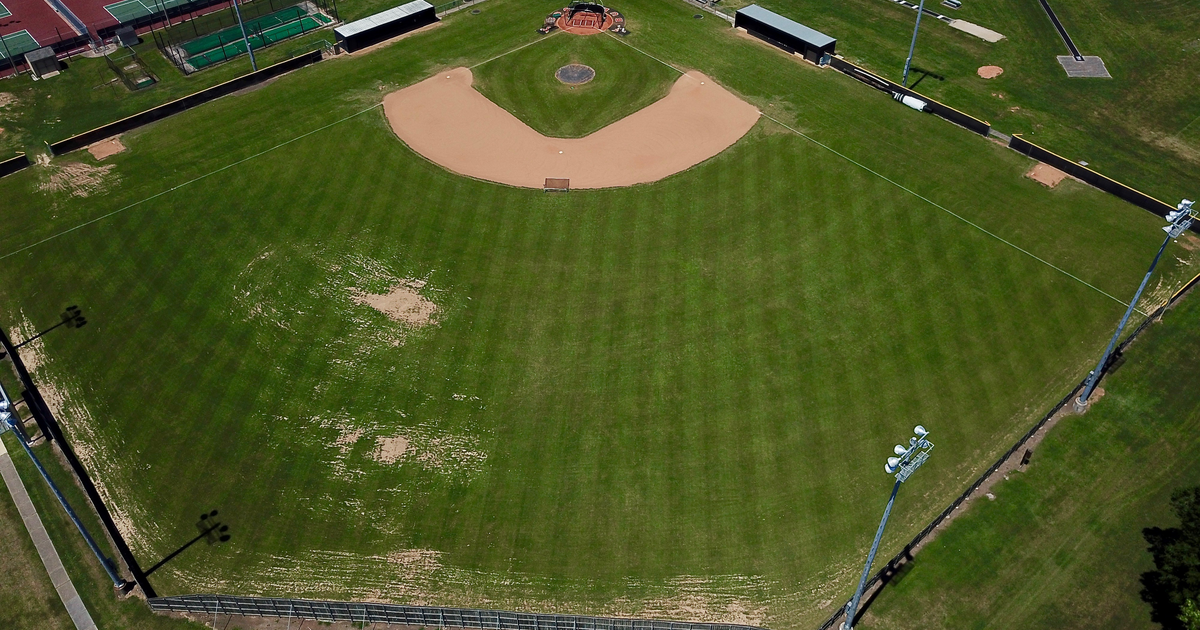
[383,67,760,189]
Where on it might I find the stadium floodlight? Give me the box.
[901,0,928,86]
[1076,198,1196,410]
[842,427,934,630]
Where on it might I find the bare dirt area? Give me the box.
[1026,162,1069,187]
[352,279,437,326]
[87,136,127,160]
[383,67,760,189]
[37,159,117,197]
[977,65,1004,79]
[0,92,16,108]
[373,435,410,463]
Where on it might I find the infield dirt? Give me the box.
[383,67,759,188]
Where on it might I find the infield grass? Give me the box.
[0,0,1197,627]
[473,32,677,138]
[860,291,1200,630]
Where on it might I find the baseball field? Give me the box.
[1,0,1197,627]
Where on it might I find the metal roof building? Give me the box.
[735,4,836,63]
[334,0,436,52]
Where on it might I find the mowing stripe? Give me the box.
[2,35,574,259]
[0,104,382,261]
[469,29,559,69]
[605,33,1143,313]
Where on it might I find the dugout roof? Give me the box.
[335,0,432,39]
[736,4,835,49]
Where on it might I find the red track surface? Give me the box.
[0,0,77,44]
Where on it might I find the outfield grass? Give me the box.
[860,290,1200,630]
[726,0,1200,205]
[473,33,677,137]
[0,0,1197,627]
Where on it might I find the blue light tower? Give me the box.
[842,426,934,630]
[1075,199,1195,411]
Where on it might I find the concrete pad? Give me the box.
[1057,55,1111,77]
[948,19,1005,42]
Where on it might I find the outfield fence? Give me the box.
[0,153,30,179]
[815,270,1200,630]
[48,50,322,154]
[1007,134,1196,233]
[147,595,768,630]
[826,56,991,136]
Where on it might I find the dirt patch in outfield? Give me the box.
[87,137,127,160]
[1026,162,1069,188]
[373,436,410,463]
[352,279,437,326]
[977,65,1004,79]
[383,67,760,189]
[37,160,117,197]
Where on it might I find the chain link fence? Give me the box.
[148,595,768,630]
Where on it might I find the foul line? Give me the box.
[0,104,382,261]
[608,33,1141,313]
[470,30,559,69]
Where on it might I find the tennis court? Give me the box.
[0,2,11,19]
[104,0,194,23]
[182,5,329,68]
[0,30,38,60]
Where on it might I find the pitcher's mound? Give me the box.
[977,65,1003,79]
[556,64,595,85]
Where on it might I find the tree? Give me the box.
[1142,486,1200,629]
[1181,599,1200,630]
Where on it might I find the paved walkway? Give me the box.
[0,435,97,630]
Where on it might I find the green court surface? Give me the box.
[105,0,197,23]
[189,15,325,68]
[0,30,38,61]
[0,2,11,19]
[180,5,305,56]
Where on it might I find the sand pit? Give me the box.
[383,67,760,189]
[977,65,1004,79]
[1026,162,1069,188]
[87,137,127,160]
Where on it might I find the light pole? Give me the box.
[231,0,257,71]
[841,425,934,630]
[901,0,927,86]
[1075,199,1195,411]
[0,384,130,591]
